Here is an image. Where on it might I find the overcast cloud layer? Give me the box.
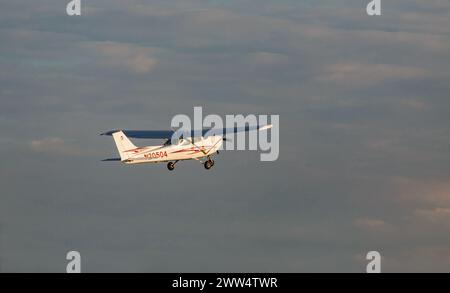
[1,0,450,272]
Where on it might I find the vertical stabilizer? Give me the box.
[112,131,138,161]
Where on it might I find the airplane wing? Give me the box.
[203,124,272,137]
[100,124,271,139]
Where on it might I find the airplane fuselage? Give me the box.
[121,136,223,164]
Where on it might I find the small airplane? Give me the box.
[101,124,272,170]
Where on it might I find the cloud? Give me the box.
[318,63,430,86]
[354,218,396,233]
[247,52,290,66]
[392,177,450,207]
[30,138,81,156]
[81,41,157,74]
[414,208,450,225]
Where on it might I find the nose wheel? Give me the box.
[204,159,215,170]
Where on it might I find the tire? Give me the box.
[204,160,212,170]
[167,162,175,171]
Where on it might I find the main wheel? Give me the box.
[167,162,175,171]
[204,160,213,170]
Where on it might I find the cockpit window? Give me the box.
[164,137,202,146]
[179,139,190,145]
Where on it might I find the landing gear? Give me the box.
[167,162,175,171]
[204,159,214,170]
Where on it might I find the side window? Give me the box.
[179,139,189,145]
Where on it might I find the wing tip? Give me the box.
[259,124,273,131]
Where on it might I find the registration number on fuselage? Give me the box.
[144,151,168,159]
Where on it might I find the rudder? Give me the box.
[112,131,138,161]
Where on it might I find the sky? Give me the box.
[1,0,450,272]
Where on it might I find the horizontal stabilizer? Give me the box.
[101,158,121,162]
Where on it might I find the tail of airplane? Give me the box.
[112,131,138,161]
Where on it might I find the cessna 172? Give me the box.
[101,124,272,170]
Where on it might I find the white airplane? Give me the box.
[101,124,272,170]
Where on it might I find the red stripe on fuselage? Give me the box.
[124,147,144,153]
[170,149,201,154]
[170,146,214,154]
